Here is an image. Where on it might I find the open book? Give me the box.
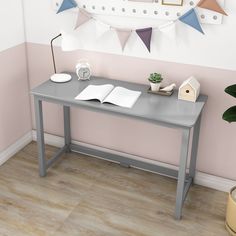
[75,84,141,108]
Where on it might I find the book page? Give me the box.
[75,84,114,102]
[103,86,141,108]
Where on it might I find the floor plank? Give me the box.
[0,142,229,236]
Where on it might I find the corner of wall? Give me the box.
[21,0,33,130]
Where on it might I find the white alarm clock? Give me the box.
[76,60,91,80]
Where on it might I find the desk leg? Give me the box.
[175,128,190,220]
[34,97,46,177]
[189,114,202,180]
[63,106,71,152]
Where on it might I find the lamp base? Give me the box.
[50,73,72,83]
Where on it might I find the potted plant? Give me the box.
[223,84,236,122]
[148,73,163,92]
[223,84,236,235]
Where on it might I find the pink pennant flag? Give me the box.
[74,10,92,30]
[197,0,227,16]
[116,30,132,51]
[136,27,152,52]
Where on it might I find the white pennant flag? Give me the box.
[159,21,176,41]
[94,20,110,39]
[116,30,132,51]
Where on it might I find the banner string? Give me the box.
[59,0,227,51]
[74,0,206,31]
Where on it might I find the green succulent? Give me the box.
[148,73,163,84]
[223,84,236,123]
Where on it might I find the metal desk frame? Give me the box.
[32,74,205,220]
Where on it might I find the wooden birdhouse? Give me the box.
[178,76,200,102]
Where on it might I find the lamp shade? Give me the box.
[61,30,83,51]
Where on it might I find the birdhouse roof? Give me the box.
[179,76,200,91]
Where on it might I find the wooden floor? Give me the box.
[0,142,229,236]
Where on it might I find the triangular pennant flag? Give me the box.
[179,9,204,34]
[136,27,152,52]
[57,0,77,14]
[197,0,227,16]
[159,21,176,40]
[116,30,132,51]
[94,20,110,39]
[74,10,92,30]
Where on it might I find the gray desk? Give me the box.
[31,73,207,219]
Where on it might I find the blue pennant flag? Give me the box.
[57,0,77,14]
[179,9,204,34]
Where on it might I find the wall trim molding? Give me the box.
[32,130,236,193]
[1,130,235,193]
[0,132,32,166]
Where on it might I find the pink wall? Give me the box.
[27,42,236,180]
[0,44,32,151]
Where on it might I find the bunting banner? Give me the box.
[116,30,132,51]
[58,0,228,53]
[197,0,227,16]
[179,9,204,34]
[75,10,92,30]
[158,21,176,40]
[136,27,152,52]
[57,0,77,14]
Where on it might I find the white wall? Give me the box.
[23,0,236,71]
[0,0,25,52]
[22,0,236,181]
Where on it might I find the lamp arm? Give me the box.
[50,33,62,74]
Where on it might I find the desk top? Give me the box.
[31,73,207,128]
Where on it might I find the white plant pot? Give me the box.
[150,82,161,92]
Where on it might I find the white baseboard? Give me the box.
[31,130,236,193]
[2,131,234,193]
[194,172,236,193]
[0,132,32,166]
